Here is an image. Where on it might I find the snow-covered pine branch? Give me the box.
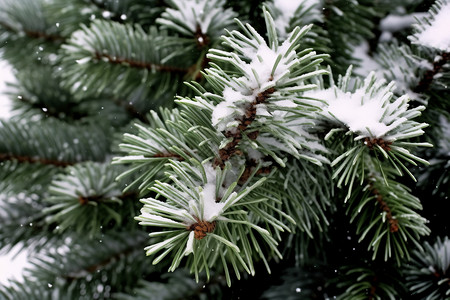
[157,0,237,46]
[180,7,329,167]
[60,20,185,103]
[408,0,450,94]
[303,68,431,195]
[374,42,432,104]
[409,0,450,53]
[308,69,427,142]
[134,159,288,286]
[405,236,450,299]
[1,0,449,297]
[116,8,331,283]
[43,162,131,237]
[264,0,331,69]
[113,108,218,195]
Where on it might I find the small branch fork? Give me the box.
[414,52,450,94]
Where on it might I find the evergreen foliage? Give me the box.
[405,236,450,299]
[0,0,449,299]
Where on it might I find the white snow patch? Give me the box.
[276,99,297,108]
[200,165,224,221]
[326,89,391,137]
[256,104,272,117]
[164,1,206,32]
[273,0,304,38]
[380,13,426,32]
[243,42,292,89]
[0,243,29,285]
[415,3,450,51]
[304,78,409,139]
[212,87,251,132]
[200,183,223,221]
[247,148,264,161]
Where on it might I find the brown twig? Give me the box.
[78,191,138,205]
[0,21,64,42]
[154,152,184,160]
[0,153,73,167]
[238,159,272,184]
[371,188,399,233]
[94,52,190,74]
[214,87,276,168]
[78,194,103,205]
[95,48,210,83]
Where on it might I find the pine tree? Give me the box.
[0,0,449,299]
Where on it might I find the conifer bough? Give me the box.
[1,0,449,298]
[115,7,430,286]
